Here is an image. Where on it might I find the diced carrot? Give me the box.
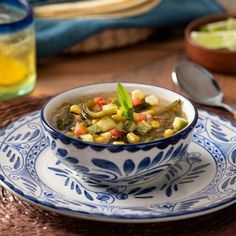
[94,97,107,106]
[134,113,147,122]
[132,97,142,107]
[109,128,122,139]
[74,122,87,136]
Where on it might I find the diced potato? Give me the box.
[127,133,140,143]
[116,121,123,131]
[163,129,174,138]
[145,95,159,106]
[97,116,117,132]
[80,134,94,142]
[102,104,117,111]
[131,89,145,100]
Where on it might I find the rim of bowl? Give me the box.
[185,13,236,55]
[0,0,33,34]
[40,82,198,148]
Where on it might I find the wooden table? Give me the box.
[1,31,236,235]
[34,34,236,107]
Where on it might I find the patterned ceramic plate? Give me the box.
[0,110,236,223]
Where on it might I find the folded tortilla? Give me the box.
[34,0,162,19]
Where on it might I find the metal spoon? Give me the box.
[172,61,236,119]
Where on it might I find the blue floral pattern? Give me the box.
[44,126,191,185]
[0,110,236,222]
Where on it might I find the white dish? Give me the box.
[41,83,197,185]
[0,110,236,223]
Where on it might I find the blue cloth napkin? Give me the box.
[30,0,224,59]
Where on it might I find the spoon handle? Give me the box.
[218,102,236,119]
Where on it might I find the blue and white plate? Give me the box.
[0,110,236,223]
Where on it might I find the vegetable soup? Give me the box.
[51,83,188,144]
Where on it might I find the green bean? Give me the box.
[52,104,75,130]
[83,102,117,118]
[134,102,150,112]
[155,99,181,115]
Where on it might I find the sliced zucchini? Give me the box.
[173,117,188,131]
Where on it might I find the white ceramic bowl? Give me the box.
[41,83,198,186]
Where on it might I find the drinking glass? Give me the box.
[0,0,36,101]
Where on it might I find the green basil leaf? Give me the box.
[117,83,133,120]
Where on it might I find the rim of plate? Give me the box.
[1,173,236,223]
[0,110,236,223]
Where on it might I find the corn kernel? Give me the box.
[146,109,157,116]
[111,114,123,122]
[127,133,140,143]
[117,109,123,116]
[163,129,174,138]
[70,105,81,114]
[94,136,108,144]
[113,141,125,145]
[151,120,160,128]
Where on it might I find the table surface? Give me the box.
[1,30,236,235]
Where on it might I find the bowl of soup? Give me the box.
[40,83,198,185]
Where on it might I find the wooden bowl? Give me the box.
[185,13,236,74]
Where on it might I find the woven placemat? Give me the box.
[0,96,236,236]
[65,28,155,54]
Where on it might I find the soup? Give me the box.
[51,83,188,144]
